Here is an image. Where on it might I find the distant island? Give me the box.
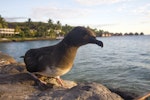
[0,15,144,42]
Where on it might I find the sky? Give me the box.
[0,0,150,34]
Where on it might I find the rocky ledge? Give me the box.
[0,52,144,100]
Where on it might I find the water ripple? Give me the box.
[0,35,150,95]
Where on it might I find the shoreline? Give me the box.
[0,52,150,100]
[0,37,57,42]
[0,35,149,43]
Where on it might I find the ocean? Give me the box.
[0,35,150,95]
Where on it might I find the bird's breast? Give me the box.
[37,46,78,77]
[36,65,72,77]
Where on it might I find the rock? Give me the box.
[109,88,138,100]
[0,63,26,74]
[0,52,124,100]
[0,73,123,100]
[0,52,16,66]
[35,82,123,100]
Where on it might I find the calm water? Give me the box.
[0,35,150,95]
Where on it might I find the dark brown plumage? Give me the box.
[24,26,103,86]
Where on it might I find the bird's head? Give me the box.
[63,26,103,47]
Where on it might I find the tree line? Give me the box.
[0,15,144,38]
[0,15,74,38]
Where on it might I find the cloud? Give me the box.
[132,3,150,24]
[92,23,119,28]
[74,0,128,6]
[116,3,129,12]
[4,17,27,22]
[140,20,150,24]
[132,3,150,16]
[31,6,92,21]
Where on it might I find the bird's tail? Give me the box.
[20,56,25,58]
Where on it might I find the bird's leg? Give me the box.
[28,72,47,85]
[55,76,64,87]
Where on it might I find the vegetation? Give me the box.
[0,15,144,39]
[0,15,8,28]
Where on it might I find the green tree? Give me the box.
[22,27,31,37]
[26,18,32,28]
[0,23,2,28]
[46,19,55,37]
[56,21,61,30]
[36,25,47,37]
[15,25,21,32]
[19,31,25,38]
[47,19,54,28]
[97,29,104,37]
[62,24,73,35]
[0,15,8,28]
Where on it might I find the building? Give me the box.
[54,29,61,34]
[0,28,19,37]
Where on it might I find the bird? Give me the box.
[24,26,103,87]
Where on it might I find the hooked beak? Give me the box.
[89,37,103,47]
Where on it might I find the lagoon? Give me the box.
[0,35,150,95]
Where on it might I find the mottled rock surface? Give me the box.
[0,52,124,100]
[0,52,16,66]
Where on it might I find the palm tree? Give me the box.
[0,15,8,28]
[26,18,32,28]
[47,19,54,28]
[56,20,61,30]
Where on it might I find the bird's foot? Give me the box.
[36,79,48,88]
[35,77,55,90]
[55,76,64,87]
[28,72,49,90]
[55,77,70,88]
